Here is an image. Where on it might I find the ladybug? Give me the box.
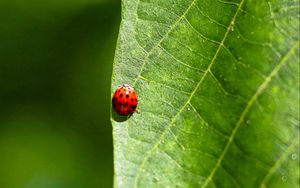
[112,84,139,116]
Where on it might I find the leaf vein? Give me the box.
[258,135,300,188]
[183,17,222,45]
[136,17,173,27]
[159,45,206,72]
[210,69,248,101]
[133,0,245,186]
[161,150,205,179]
[188,102,229,139]
[194,5,228,29]
[217,0,239,6]
[133,0,198,87]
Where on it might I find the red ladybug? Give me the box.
[112,84,139,116]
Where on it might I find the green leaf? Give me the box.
[111,0,300,187]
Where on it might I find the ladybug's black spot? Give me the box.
[131,98,134,102]
[119,94,123,98]
[127,110,131,114]
[135,98,138,102]
[125,102,128,106]
[126,94,129,98]
[118,102,122,106]
[130,104,136,109]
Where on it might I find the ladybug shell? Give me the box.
[112,84,138,116]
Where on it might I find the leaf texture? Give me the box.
[111,0,300,187]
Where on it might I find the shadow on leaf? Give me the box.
[111,109,132,122]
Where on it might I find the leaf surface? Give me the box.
[111,0,300,187]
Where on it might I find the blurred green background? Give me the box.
[0,0,120,187]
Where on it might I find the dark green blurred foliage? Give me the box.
[0,0,120,187]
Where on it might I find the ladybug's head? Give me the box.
[120,84,133,90]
